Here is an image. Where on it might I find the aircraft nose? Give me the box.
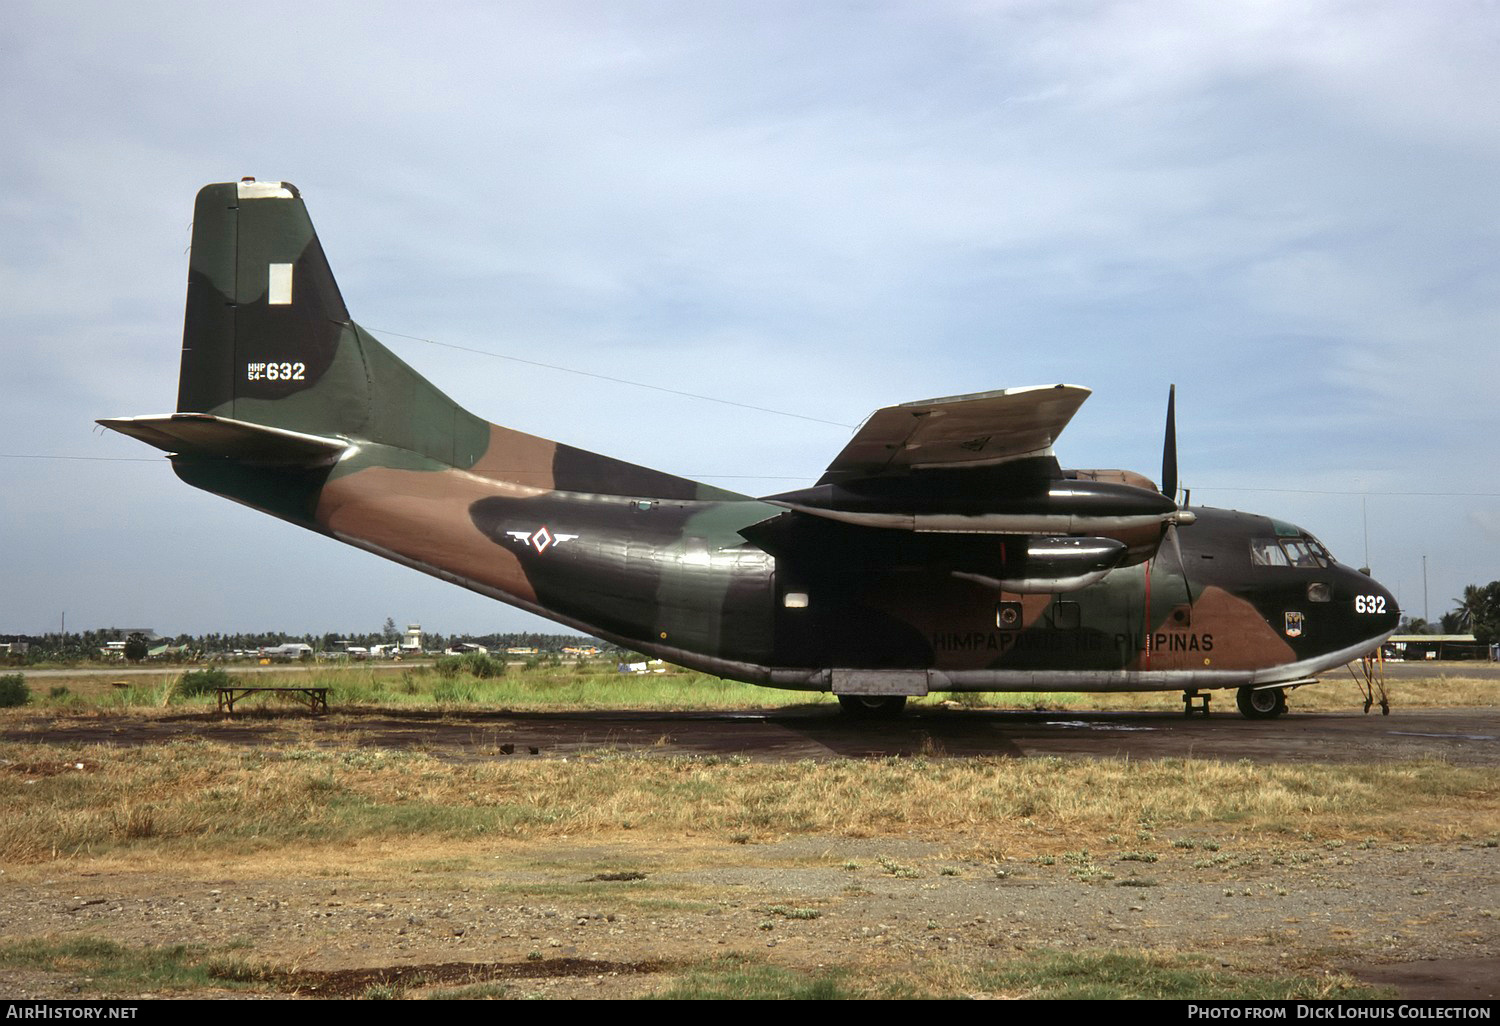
[1357,572,1401,635]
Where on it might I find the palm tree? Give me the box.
[1453,585,1487,633]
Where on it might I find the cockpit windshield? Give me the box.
[1250,534,1332,569]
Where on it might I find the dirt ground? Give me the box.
[2,702,1496,999]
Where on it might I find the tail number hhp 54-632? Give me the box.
[246,362,306,382]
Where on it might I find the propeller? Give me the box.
[1159,384,1194,599]
[1161,383,1177,504]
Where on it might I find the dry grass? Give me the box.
[0,937,1390,1000]
[932,671,1498,714]
[14,662,838,712]
[3,738,1495,866]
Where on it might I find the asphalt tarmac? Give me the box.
[8,703,1497,767]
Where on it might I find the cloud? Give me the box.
[2,1,1496,633]
[1469,511,1500,547]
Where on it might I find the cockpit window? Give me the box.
[1251,536,1332,569]
[1282,540,1318,568]
[1250,539,1291,567]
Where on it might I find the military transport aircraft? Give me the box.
[101,180,1401,719]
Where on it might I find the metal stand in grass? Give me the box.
[214,685,329,714]
[176,668,330,715]
[1346,651,1390,715]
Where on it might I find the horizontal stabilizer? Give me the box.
[97,413,348,464]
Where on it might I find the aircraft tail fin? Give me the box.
[107,179,742,501]
[172,179,488,466]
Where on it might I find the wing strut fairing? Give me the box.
[761,472,1179,534]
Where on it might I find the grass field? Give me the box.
[12,657,1496,713]
[7,661,1497,861]
[1,661,1495,999]
[3,737,1497,867]
[0,938,1391,1000]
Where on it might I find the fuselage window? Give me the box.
[997,601,1023,629]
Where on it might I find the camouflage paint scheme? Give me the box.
[102,182,1401,712]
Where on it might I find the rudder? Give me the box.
[178,180,356,423]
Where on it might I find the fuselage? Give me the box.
[114,180,1401,704]
[198,441,1398,695]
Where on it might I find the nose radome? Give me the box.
[1361,572,1401,634]
[1379,581,1401,631]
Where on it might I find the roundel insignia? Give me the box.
[504,527,579,554]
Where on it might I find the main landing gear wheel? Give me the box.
[836,694,908,719]
[1236,686,1287,719]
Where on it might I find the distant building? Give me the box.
[1383,634,1489,661]
[402,624,423,652]
[260,643,314,661]
[99,629,162,659]
[618,659,667,674]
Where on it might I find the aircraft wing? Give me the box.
[754,383,1178,587]
[817,384,1091,485]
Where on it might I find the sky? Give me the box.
[3,0,1497,638]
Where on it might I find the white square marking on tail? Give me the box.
[268,263,294,305]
